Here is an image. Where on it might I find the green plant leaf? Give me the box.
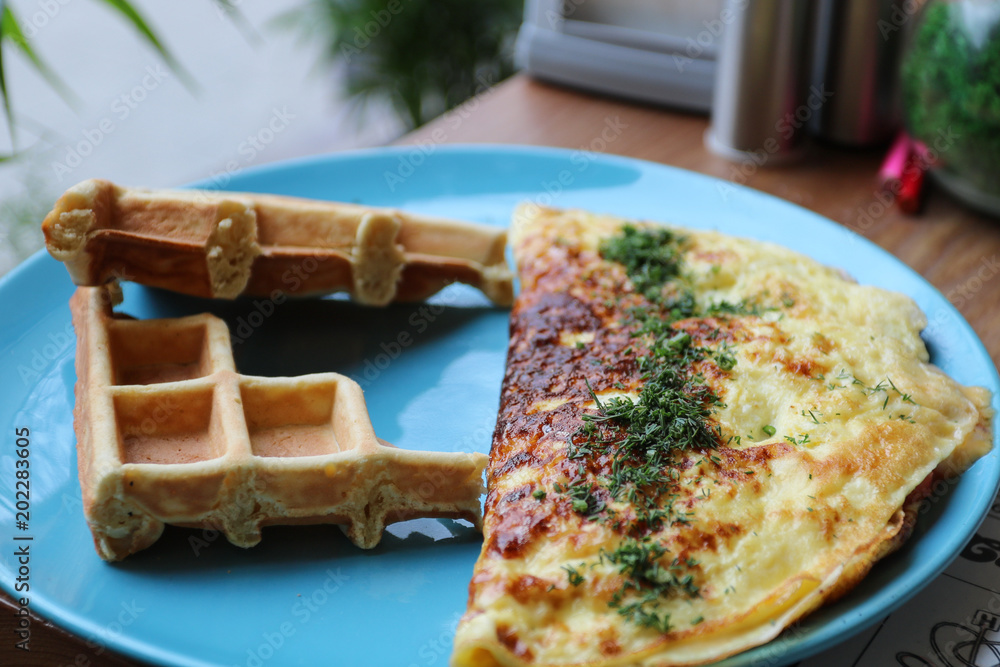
[0,0,14,148]
[96,0,199,92]
[1,6,82,109]
[281,0,521,129]
[213,0,262,46]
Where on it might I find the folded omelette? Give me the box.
[451,205,994,667]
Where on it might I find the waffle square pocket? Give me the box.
[71,286,487,561]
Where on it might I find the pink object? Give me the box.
[879,133,930,215]
[879,133,914,187]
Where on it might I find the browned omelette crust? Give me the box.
[452,206,994,667]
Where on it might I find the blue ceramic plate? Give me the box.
[1,146,997,667]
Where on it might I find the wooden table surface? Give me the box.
[4,73,999,666]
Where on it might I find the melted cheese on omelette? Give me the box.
[451,206,994,667]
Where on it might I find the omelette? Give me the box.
[451,205,994,667]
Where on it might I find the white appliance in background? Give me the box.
[515,0,725,113]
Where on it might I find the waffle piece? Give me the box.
[71,285,487,561]
[45,179,513,306]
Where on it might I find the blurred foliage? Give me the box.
[902,1,1000,196]
[0,0,250,152]
[0,0,246,272]
[282,0,523,129]
[0,163,51,271]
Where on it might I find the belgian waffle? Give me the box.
[44,179,513,306]
[71,285,487,561]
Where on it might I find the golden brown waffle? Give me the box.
[71,285,487,561]
[45,179,513,306]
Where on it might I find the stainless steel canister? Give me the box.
[706,0,815,163]
[809,0,907,146]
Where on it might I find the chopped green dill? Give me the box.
[557,472,606,518]
[705,298,774,318]
[532,489,547,501]
[762,425,777,437]
[600,224,684,302]
[557,225,781,633]
[714,343,737,371]
[886,377,919,405]
[692,615,705,625]
[563,564,586,587]
[601,537,699,633]
[575,341,586,350]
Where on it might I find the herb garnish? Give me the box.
[552,225,779,632]
[563,563,586,587]
[600,538,700,632]
[599,224,683,302]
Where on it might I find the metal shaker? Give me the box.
[809,0,906,146]
[706,0,815,163]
